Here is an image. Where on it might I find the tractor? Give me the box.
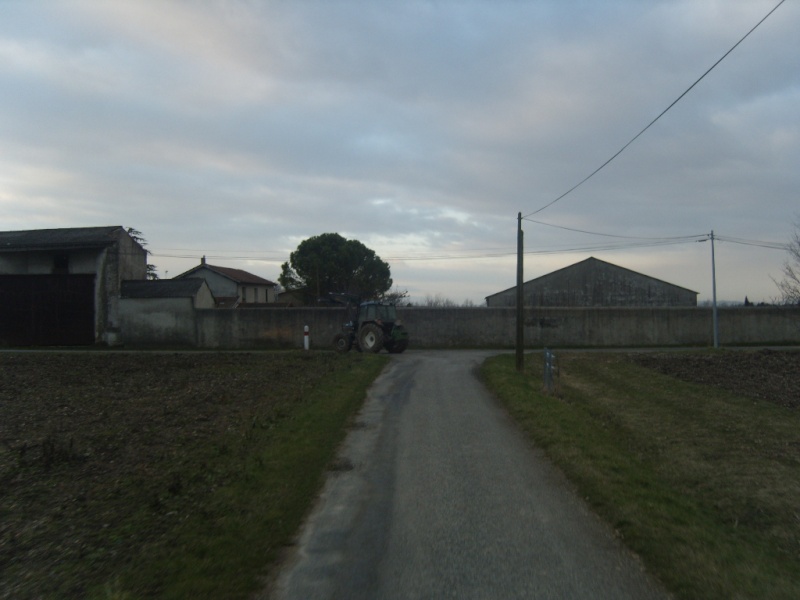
[330,294,409,354]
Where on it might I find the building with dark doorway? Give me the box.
[485,257,698,308]
[0,226,147,345]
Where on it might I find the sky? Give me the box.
[1,0,798,305]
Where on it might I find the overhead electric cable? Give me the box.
[523,238,697,256]
[523,0,787,218]
[714,235,788,250]
[151,230,744,265]
[523,217,707,240]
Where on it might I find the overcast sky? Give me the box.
[1,0,797,304]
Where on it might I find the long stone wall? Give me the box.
[400,306,798,348]
[120,305,800,349]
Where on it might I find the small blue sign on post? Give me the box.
[543,348,556,394]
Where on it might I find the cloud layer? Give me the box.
[1,0,797,303]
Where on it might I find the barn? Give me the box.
[486,256,698,308]
[0,226,147,345]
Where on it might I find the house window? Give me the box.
[241,287,247,303]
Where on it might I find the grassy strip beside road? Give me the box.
[0,351,387,600]
[482,352,800,600]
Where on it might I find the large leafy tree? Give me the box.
[279,233,392,301]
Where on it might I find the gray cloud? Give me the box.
[1,0,797,304]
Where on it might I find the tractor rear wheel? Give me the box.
[358,324,384,353]
[333,333,352,354]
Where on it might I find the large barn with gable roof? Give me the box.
[485,257,698,308]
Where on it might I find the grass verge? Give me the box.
[0,351,387,599]
[481,352,800,600]
[113,354,387,599]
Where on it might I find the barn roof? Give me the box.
[121,279,209,299]
[0,226,126,252]
[485,256,698,300]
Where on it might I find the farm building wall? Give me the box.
[119,297,198,346]
[0,227,147,345]
[95,231,148,345]
[117,306,800,349]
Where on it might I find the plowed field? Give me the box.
[629,348,800,409]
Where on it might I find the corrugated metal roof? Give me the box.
[0,226,124,251]
[121,279,207,299]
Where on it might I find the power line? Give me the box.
[523,217,706,241]
[151,252,284,261]
[523,0,787,218]
[524,238,699,256]
[148,232,788,267]
[714,235,788,250]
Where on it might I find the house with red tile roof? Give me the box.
[173,256,278,307]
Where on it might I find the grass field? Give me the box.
[481,350,800,600]
[4,348,798,599]
[0,351,387,599]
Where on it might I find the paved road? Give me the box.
[270,350,670,600]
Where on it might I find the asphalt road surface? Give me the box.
[269,350,671,600]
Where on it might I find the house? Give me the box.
[0,226,147,345]
[119,279,215,346]
[485,257,698,308]
[173,256,278,307]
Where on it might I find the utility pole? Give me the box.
[710,230,719,348]
[516,213,524,371]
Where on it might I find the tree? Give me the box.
[381,285,410,304]
[421,294,481,307]
[774,218,800,305]
[126,227,159,280]
[279,233,392,301]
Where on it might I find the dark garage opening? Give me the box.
[0,275,96,346]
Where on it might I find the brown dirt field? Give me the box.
[629,348,800,409]
[0,351,341,599]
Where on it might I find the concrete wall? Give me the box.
[120,297,197,346]
[403,306,798,347]
[119,305,800,349]
[195,308,344,349]
[115,231,148,281]
[194,282,216,309]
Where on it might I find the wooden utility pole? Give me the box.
[516,212,524,371]
[710,230,719,348]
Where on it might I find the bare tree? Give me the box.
[774,218,800,305]
[381,286,410,305]
[423,294,458,308]
[422,294,481,308]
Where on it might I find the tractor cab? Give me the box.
[359,302,397,326]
